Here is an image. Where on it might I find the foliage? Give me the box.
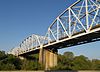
[72,55,92,70]
[63,51,74,60]
[0,51,44,70]
[51,52,100,70]
[0,50,100,70]
[91,59,100,70]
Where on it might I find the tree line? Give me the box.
[0,51,100,70]
[51,52,100,70]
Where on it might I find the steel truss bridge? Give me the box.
[9,0,100,69]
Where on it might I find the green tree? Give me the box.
[1,63,15,70]
[63,51,74,60]
[21,54,44,70]
[52,54,74,70]
[0,50,100,70]
[72,55,92,70]
[91,59,100,70]
[0,51,7,60]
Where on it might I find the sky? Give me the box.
[0,0,100,60]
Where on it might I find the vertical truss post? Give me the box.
[69,8,71,37]
[27,38,29,50]
[26,39,28,50]
[85,0,89,30]
[29,37,31,48]
[31,35,33,48]
[48,29,50,44]
[57,19,59,41]
[36,35,41,46]
[21,42,23,52]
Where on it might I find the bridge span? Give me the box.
[9,0,100,70]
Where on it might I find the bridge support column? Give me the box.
[39,46,58,70]
[39,45,45,66]
[45,49,58,70]
[39,46,45,65]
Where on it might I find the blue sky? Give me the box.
[0,0,100,59]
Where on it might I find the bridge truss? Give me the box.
[9,0,100,56]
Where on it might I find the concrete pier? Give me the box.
[39,47,58,70]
